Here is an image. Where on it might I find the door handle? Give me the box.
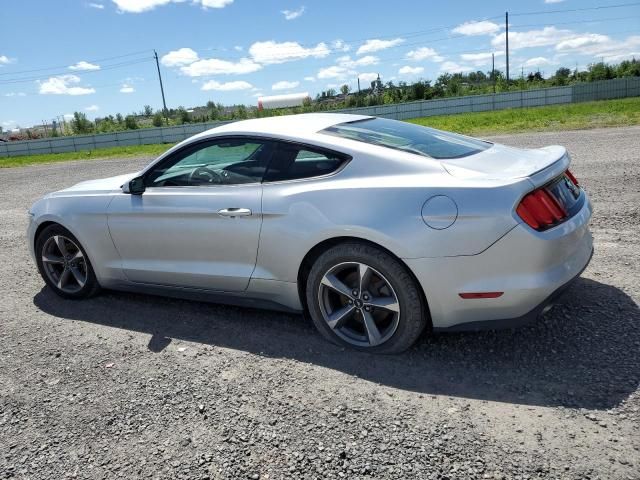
[218,207,252,217]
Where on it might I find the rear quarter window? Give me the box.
[321,117,491,159]
[264,143,349,182]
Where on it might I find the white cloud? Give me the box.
[460,51,503,67]
[0,55,13,65]
[69,61,101,71]
[120,84,135,93]
[522,57,554,69]
[85,105,100,112]
[358,72,379,83]
[4,92,26,97]
[233,45,243,51]
[181,57,261,76]
[112,0,172,12]
[452,20,500,36]
[405,47,444,62]
[356,38,404,55]
[161,48,199,67]
[201,80,253,91]
[63,113,74,120]
[557,34,640,63]
[318,55,381,81]
[249,41,329,64]
[282,6,304,20]
[272,80,300,90]
[556,34,610,51]
[111,0,233,13]
[439,61,474,74]
[304,76,315,82]
[337,55,379,68]
[38,75,96,95]
[492,26,572,50]
[332,40,350,52]
[544,0,565,3]
[200,0,233,7]
[88,2,105,8]
[398,65,424,75]
[493,26,640,63]
[317,65,349,79]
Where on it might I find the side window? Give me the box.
[146,139,272,187]
[264,143,348,182]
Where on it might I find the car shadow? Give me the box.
[33,277,639,410]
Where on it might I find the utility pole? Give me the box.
[357,77,361,94]
[153,50,169,124]
[492,53,496,94]
[505,11,510,85]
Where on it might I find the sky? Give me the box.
[1,0,639,130]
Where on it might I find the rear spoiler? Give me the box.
[528,150,570,189]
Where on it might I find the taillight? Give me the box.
[517,179,569,231]
[565,169,579,186]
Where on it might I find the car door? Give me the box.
[107,137,273,292]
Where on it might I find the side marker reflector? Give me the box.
[459,292,504,299]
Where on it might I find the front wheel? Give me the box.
[35,224,100,299]
[306,243,427,354]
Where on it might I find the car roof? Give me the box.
[195,113,371,140]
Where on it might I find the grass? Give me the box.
[408,96,640,136]
[0,143,174,168]
[2,97,639,168]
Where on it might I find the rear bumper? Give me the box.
[405,193,593,330]
[433,246,592,332]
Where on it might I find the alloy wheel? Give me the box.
[318,262,400,347]
[41,235,88,294]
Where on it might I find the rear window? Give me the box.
[321,117,491,159]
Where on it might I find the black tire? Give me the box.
[35,224,101,299]
[306,242,427,354]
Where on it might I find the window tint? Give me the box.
[146,139,272,187]
[264,143,347,182]
[321,117,491,159]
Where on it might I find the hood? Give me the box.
[440,144,566,182]
[53,172,140,196]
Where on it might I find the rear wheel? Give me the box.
[306,243,427,353]
[35,224,100,299]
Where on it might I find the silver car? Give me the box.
[28,114,593,353]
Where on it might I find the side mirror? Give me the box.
[122,176,146,195]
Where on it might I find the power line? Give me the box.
[0,57,154,85]
[509,1,640,17]
[0,50,152,77]
[510,14,640,29]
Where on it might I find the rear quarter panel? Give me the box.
[254,170,528,284]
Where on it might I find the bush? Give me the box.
[152,113,164,127]
[125,115,139,130]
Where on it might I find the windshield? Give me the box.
[321,118,492,159]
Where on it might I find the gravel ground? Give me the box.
[1,126,638,480]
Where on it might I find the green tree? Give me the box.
[71,112,93,134]
[152,112,164,127]
[124,115,138,130]
[340,84,350,96]
[177,107,190,124]
[143,105,153,116]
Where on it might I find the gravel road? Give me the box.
[1,126,639,480]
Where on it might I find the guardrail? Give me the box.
[2,77,638,158]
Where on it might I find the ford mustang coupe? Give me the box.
[28,114,593,353]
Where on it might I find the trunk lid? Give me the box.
[440,143,568,186]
